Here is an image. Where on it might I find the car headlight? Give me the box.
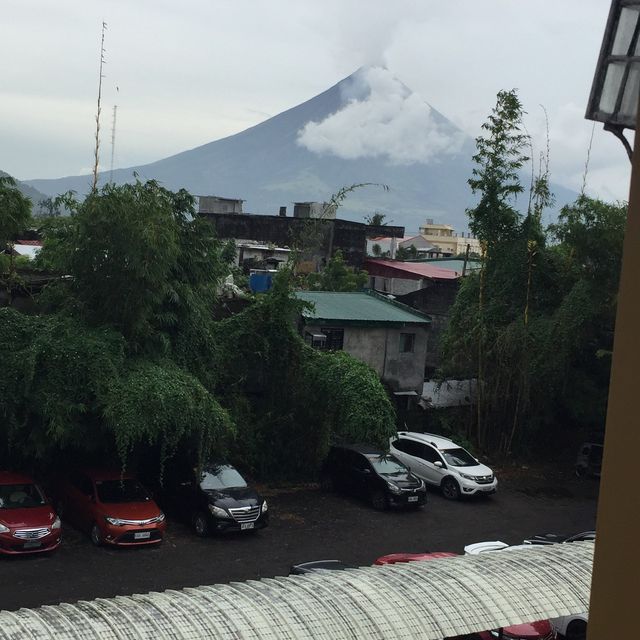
[51,516,61,530]
[208,504,229,518]
[105,517,125,526]
[153,512,165,523]
[387,482,402,495]
[459,473,478,481]
[261,500,268,513]
[0,522,9,533]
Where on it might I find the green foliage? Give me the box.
[467,89,529,247]
[441,88,625,457]
[0,175,32,246]
[364,211,387,226]
[2,181,396,481]
[305,250,368,291]
[396,245,419,260]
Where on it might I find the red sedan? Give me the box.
[53,470,166,547]
[374,552,556,640]
[0,471,62,555]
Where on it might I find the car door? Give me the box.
[349,452,373,497]
[391,438,425,480]
[65,473,95,530]
[414,444,448,485]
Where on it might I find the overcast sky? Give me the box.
[0,0,633,202]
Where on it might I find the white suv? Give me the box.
[389,431,497,500]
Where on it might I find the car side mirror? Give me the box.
[434,461,444,468]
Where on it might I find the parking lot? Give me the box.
[0,466,598,612]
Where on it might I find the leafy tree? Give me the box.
[396,245,419,261]
[364,211,387,226]
[305,250,368,291]
[0,176,31,247]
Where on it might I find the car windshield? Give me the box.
[368,455,408,476]
[200,465,248,491]
[95,479,151,503]
[0,483,47,509]
[441,448,478,467]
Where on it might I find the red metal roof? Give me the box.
[15,239,43,246]
[365,258,460,280]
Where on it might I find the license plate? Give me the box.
[24,541,42,549]
[408,496,419,503]
[240,522,254,530]
[134,531,151,540]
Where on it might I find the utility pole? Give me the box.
[91,21,107,192]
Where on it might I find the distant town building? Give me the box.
[196,195,244,215]
[418,219,481,256]
[293,202,336,220]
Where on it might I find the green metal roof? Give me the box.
[296,290,430,326]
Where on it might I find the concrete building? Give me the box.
[296,290,431,395]
[364,259,460,296]
[293,201,336,219]
[196,195,244,214]
[418,219,482,256]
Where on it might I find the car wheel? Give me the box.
[565,620,587,640]
[441,477,461,500]
[371,491,388,511]
[90,522,103,546]
[320,472,335,492]
[193,512,210,537]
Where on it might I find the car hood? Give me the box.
[503,619,552,638]
[380,472,423,489]
[453,462,493,476]
[97,501,162,520]
[205,486,262,508]
[0,505,57,529]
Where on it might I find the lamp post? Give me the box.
[586,2,640,639]
[586,0,640,159]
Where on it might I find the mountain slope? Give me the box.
[1,170,49,215]
[25,68,576,232]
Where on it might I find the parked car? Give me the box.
[0,471,62,555]
[51,469,165,547]
[389,431,497,500]
[523,531,595,546]
[320,444,427,510]
[375,550,556,639]
[158,462,268,536]
[289,560,355,574]
[521,532,593,640]
[575,442,603,478]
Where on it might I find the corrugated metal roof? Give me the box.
[0,542,594,639]
[365,259,460,280]
[296,291,431,325]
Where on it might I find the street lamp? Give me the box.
[586,0,640,159]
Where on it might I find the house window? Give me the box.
[322,328,344,351]
[305,328,344,351]
[399,332,415,353]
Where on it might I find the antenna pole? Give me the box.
[110,103,118,183]
[92,21,107,192]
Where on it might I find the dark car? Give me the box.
[320,444,426,510]
[0,471,62,555]
[159,462,268,536]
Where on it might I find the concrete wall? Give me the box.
[370,275,423,296]
[305,324,428,393]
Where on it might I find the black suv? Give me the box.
[320,444,426,510]
[159,462,268,536]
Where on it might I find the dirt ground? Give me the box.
[0,466,599,613]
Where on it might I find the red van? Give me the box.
[0,471,62,555]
